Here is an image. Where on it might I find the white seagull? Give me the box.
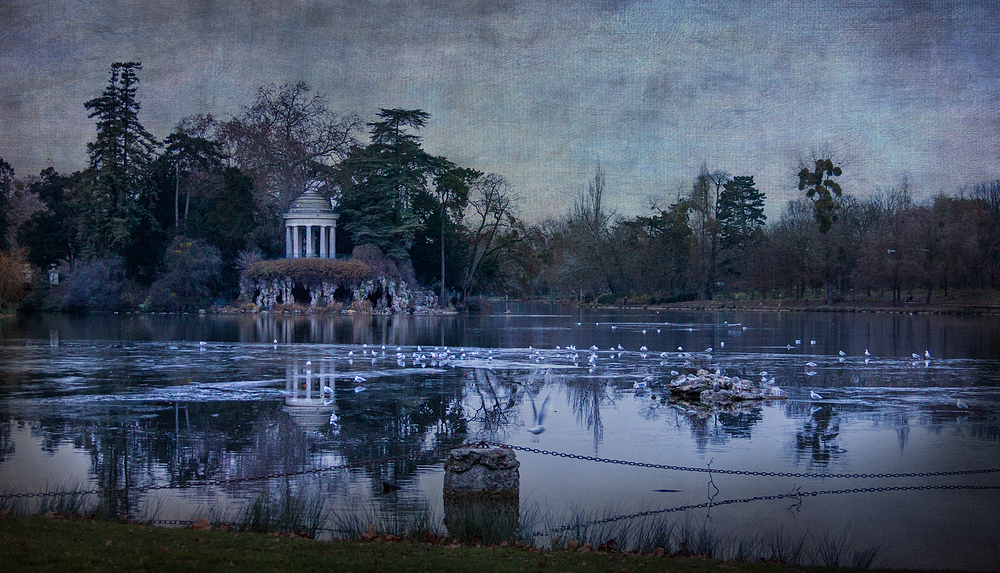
[810,390,823,400]
[956,398,969,409]
[526,393,551,435]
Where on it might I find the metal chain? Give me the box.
[5,440,997,501]
[534,484,1000,537]
[487,442,1000,480]
[0,444,454,500]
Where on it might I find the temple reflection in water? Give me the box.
[283,358,338,432]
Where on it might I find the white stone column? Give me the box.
[320,226,328,258]
[292,226,301,258]
[331,225,336,259]
[306,226,315,257]
[285,225,293,258]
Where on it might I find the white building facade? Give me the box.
[283,189,338,259]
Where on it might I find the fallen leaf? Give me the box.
[104,540,114,547]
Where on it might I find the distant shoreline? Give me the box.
[573,290,1000,316]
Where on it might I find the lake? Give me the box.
[1,306,998,570]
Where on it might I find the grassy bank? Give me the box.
[0,513,939,573]
[592,289,1000,315]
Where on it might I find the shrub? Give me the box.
[0,249,29,311]
[243,258,372,287]
[464,296,493,314]
[144,237,222,311]
[596,293,619,305]
[350,244,412,284]
[349,298,371,313]
[57,256,130,311]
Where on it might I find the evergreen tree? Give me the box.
[79,62,160,263]
[337,109,450,265]
[18,168,83,267]
[718,175,766,250]
[0,156,12,250]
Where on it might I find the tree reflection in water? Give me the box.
[563,374,608,451]
[794,404,843,467]
[666,399,765,452]
[467,369,519,436]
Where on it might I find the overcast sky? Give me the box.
[2,0,998,221]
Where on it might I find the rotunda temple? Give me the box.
[283,189,338,259]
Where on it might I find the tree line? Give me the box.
[0,63,524,311]
[1,62,998,312]
[528,164,999,306]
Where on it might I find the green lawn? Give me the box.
[0,513,938,573]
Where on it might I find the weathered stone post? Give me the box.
[443,445,520,542]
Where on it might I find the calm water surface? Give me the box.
[1,306,998,570]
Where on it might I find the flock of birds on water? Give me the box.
[256,318,972,437]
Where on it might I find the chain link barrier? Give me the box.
[484,442,1000,480]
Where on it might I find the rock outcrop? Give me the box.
[668,369,787,404]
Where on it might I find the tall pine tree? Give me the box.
[0,157,12,250]
[718,175,766,250]
[80,62,159,263]
[337,109,451,264]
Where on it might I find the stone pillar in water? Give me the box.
[443,445,519,542]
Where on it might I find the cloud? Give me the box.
[1,0,997,221]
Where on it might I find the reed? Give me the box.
[536,504,881,569]
[233,484,326,537]
[809,528,882,569]
[323,503,438,540]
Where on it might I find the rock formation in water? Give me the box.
[668,369,787,404]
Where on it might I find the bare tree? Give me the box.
[458,173,519,298]
[560,163,620,296]
[219,82,362,213]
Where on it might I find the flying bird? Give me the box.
[527,393,551,435]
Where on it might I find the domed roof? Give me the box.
[286,189,335,215]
